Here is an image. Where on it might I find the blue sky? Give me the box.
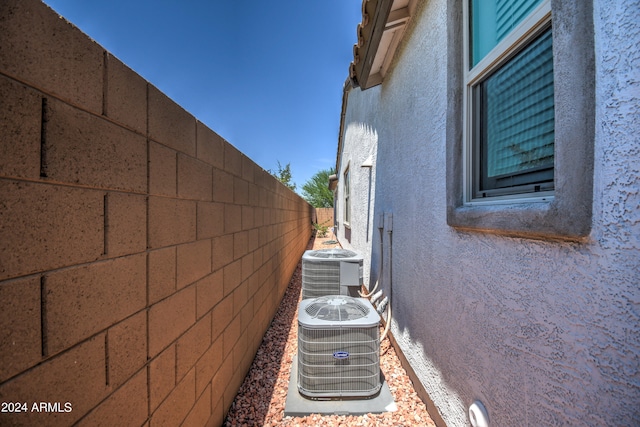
[42,0,362,190]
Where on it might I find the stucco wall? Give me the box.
[0,1,313,426]
[336,0,640,425]
[335,86,380,289]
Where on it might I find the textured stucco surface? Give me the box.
[335,0,640,425]
[335,86,381,289]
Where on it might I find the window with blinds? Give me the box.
[467,0,554,199]
[471,0,545,66]
[343,167,351,224]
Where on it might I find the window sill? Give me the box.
[465,192,554,207]
[447,196,591,241]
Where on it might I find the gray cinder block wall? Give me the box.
[0,1,313,425]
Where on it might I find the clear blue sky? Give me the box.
[42,0,362,191]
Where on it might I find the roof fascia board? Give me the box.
[355,0,395,89]
[387,7,410,26]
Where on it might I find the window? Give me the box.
[466,0,553,200]
[343,167,351,225]
[447,0,595,239]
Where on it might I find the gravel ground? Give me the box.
[223,236,436,427]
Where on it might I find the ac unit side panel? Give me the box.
[297,322,381,398]
[298,327,379,346]
[298,371,381,397]
[301,259,342,299]
[339,261,362,287]
[298,328,380,352]
[298,381,382,398]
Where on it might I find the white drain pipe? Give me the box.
[359,222,384,298]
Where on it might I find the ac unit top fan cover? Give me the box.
[302,249,362,261]
[298,296,380,328]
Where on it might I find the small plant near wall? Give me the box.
[313,223,329,237]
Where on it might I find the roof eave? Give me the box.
[349,0,415,89]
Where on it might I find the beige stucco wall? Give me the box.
[0,1,313,425]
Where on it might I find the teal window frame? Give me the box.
[343,167,351,225]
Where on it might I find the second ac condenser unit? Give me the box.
[301,249,363,300]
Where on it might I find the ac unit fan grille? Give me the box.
[306,249,358,258]
[304,296,370,320]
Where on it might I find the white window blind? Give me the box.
[483,29,554,179]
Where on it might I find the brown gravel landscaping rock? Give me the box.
[224,236,436,427]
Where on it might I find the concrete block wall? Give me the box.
[0,1,313,426]
[315,207,334,228]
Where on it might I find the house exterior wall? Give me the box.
[335,0,640,426]
[0,1,313,426]
[335,86,380,289]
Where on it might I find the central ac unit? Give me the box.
[301,249,363,300]
[297,296,381,399]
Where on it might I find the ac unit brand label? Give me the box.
[333,351,350,359]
